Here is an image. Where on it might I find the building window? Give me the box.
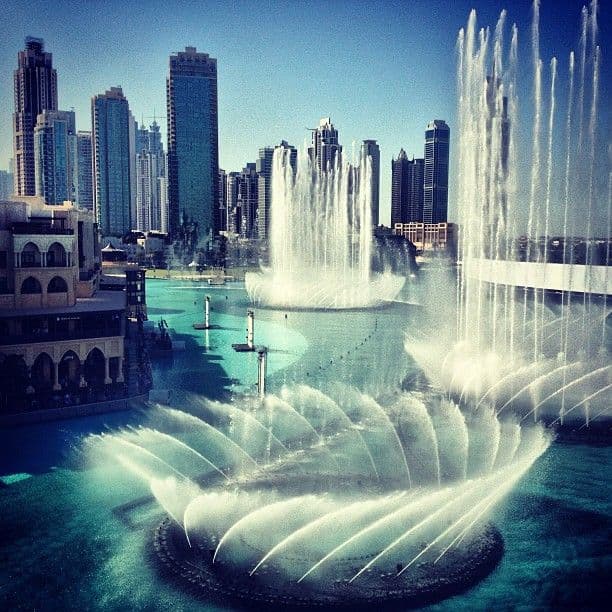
[47,276,68,293]
[21,276,42,294]
[0,251,7,269]
[21,242,42,267]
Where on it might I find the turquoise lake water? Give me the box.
[0,280,610,610]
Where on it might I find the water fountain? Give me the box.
[88,386,550,607]
[406,0,611,427]
[245,146,405,309]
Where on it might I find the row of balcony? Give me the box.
[11,222,74,236]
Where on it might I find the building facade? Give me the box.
[393,222,456,258]
[308,117,342,172]
[256,147,274,240]
[361,139,380,227]
[0,196,150,423]
[135,121,166,232]
[217,169,227,233]
[391,149,424,227]
[0,169,13,200]
[166,47,219,241]
[423,119,450,224]
[76,131,93,210]
[92,87,132,237]
[34,110,77,205]
[13,37,58,198]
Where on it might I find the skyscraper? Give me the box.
[238,163,259,238]
[135,121,166,231]
[256,147,274,240]
[308,117,342,172]
[92,87,132,236]
[13,37,58,197]
[218,169,227,232]
[361,140,380,227]
[166,47,219,242]
[76,131,93,210]
[0,169,13,200]
[391,150,424,226]
[423,119,450,224]
[225,171,241,235]
[34,110,77,205]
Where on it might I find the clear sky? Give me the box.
[1,0,610,230]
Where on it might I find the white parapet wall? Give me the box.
[464,259,610,296]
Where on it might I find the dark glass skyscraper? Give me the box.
[13,37,58,197]
[92,87,132,236]
[256,146,274,240]
[423,119,450,223]
[166,47,219,242]
[361,139,380,227]
[391,149,424,226]
[34,110,76,205]
[76,131,93,211]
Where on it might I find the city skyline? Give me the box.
[1,0,610,230]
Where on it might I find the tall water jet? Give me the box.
[246,144,404,309]
[409,1,611,427]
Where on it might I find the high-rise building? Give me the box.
[225,171,241,235]
[218,169,227,232]
[92,87,132,236]
[0,169,14,200]
[76,131,93,210]
[423,119,450,224]
[135,121,166,232]
[34,110,77,205]
[391,149,424,226]
[256,147,274,240]
[238,163,259,239]
[361,140,380,227]
[308,117,342,172]
[13,37,58,197]
[166,47,219,241]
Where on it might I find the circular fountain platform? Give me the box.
[153,517,503,609]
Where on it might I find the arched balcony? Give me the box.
[46,242,68,267]
[21,276,42,294]
[48,276,68,293]
[21,242,42,267]
[59,350,81,390]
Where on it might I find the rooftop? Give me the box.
[0,290,125,319]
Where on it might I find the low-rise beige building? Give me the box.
[0,197,150,424]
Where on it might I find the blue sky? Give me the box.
[1,0,610,229]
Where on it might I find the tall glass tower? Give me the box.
[361,139,380,227]
[391,149,424,226]
[308,117,342,172]
[13,37,58,196]
[423,119,450,223]
[92,87,132,236]
[34,110,77,205]
[166,47,219,242]
[76,131,93,211]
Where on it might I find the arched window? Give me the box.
[31,352,54,392]
[59,350,80,387]
[47,276,68,293]
[84,347,105,388]
[21,276,42,294]
[21,242,42,267]
[46,242,67,267]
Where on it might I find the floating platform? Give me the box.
[153,518,504,609]
[192,323,222,330]
[232,343,255,352]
